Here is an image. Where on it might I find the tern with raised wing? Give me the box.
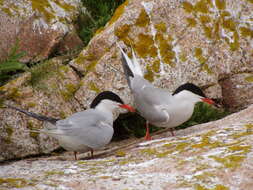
[119,46,214,140]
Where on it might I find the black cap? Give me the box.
[90,91,124,108]
[172,83,206,97]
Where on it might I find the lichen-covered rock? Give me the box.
[0,57,82,161]
[0,0,83,63]
[0,104,253,190]
[70,0,253,111]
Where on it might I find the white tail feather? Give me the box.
[117,43,143,77]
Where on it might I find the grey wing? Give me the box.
[55,110,114,149]
[135,86,172,106]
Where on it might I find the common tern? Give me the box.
[4,91,135,160]
[119,46,214,140]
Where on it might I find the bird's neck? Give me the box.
[95,104,114,123]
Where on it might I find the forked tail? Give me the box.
[118,44,143,87]
[5,104,59,125]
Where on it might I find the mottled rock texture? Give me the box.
[0,58,82,161]
[0,0,83,63]
[71,0,253,111]
[0,105,253,190]
[0,0,253,161]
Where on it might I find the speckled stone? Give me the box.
[0,104,252,190]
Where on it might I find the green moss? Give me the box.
[28,60,58,89]
[60,83,79,101]
[134,33,157,58]
[182,1,194,13]
[88,82,100,93]
[155,22,167,32]
[239,27,253,38]
[215,0,226,10]
[107,0,129,26]
[186,17,197,27]
[135,9,149,27]
[59,111,67,119]
[0,178,31,188]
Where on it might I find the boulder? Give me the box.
[0,0,83,63]
[0,104,252,189]
[70,0,253,111]
[0,57,82,161]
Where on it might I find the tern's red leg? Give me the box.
[144,121,152,140]
[169,128,175,136]
[74,151,77,160]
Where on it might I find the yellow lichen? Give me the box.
[222,19,236,31]
[114,24,132,46]
[108,0,129,26]
[239,27,253,38]
[194,0,210,13]
[155,22,167,32]
[144,65,155,82]
[155,32,175,66]
[210,154,246,169]
[89,82,100,93]
[0,178,30,188]
[134,33,157,58]
[28,0,55,23]
[115,150,126,157]
[215,0,226,10]
[4,124,13,144]
[60,83,79,101]
[152,60,160,73]
[179,52,188,62]
[27,121,39,139]
[203,25,212,39]
[182,1,194,13]
[199,15,211,24]
[135,9,149,27]
[186,17,197,27]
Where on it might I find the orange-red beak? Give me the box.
[119,104,135,112]
[201,98,215,105]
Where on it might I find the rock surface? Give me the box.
[0,104,253,190]
[70,0,253,111]
[0,57,82,161]
[0,0,83,63]
[1,0,253,161]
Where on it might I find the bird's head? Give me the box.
[90,91,135,115]
[172,83,215,106]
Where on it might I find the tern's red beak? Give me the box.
[201,98,215,105]
[119,104,135,112]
